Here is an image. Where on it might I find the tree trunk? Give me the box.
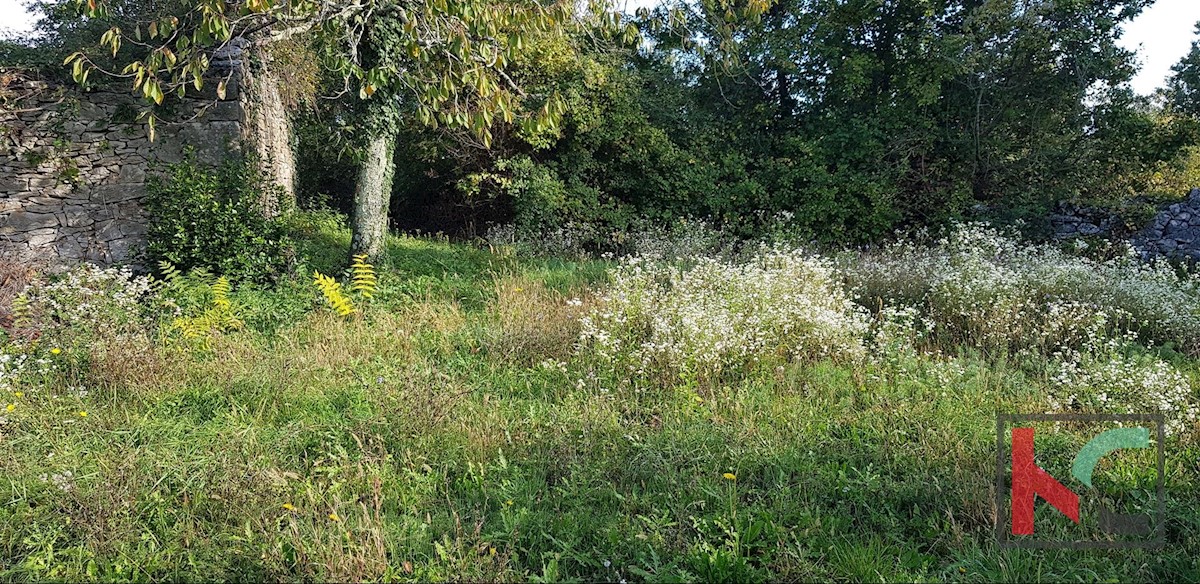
[351,130,397,262]
[241,49,297,216]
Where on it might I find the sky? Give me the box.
[2,0,1199,95]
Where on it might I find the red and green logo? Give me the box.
[996,414,1165,549]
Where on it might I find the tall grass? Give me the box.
[0,219,1196,581]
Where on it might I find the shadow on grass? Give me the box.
[290,215,610,309]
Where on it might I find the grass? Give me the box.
[0,220,1197,582]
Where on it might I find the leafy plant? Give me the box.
[143,153,294,283]
[349,254,377,298]
[313,254,377,318]
[313,272,356,317]
[168,275,244,345]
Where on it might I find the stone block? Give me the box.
[25,227,58,247]
[106,237,136,261]
[117,165,147,183]
[206,100,243,122]
[92,184,144,204]
[56,236,86,260]
[63,209,94,228]
[0,176,28,192]
[4,210,59,230]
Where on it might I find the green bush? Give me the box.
[143,155,295,282]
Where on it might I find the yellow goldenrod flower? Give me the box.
[282,503,295,511]
[328,512,340,522]
[50,348,62,355]
[78,411,87,417]
[723,473,736,481]
[5,404,14,412]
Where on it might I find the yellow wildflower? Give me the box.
[14,392,23,398]
[50,348,62,355]
[328,512,340,522]
[5,404,14,412]
[722,473,736,481]
[78,411,87,417]
[282,503,295,511]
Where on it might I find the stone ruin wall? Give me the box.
[1052,189,1200,262]
[1,49,294,266]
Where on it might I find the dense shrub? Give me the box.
[843,223,1200,356]
[143,155,294,282]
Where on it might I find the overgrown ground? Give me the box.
[1,218,1198,582]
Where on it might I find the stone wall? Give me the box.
[1,48,293,265]
[1132,189,1200,262]
[1051,190,1200,262]
[1050,201,1118,238]
[1,72,242,263]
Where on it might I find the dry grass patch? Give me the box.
[480,276,592,366]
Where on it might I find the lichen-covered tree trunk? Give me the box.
[350,131,397,262]
[242,52,297,216]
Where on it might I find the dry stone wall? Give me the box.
[1,47,293,266]
[1051,190,1200,263]
[1132,188,1200,262]
[1,72,245,264]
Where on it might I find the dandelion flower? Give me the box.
[282,503,295,511]
[5,404,13,412]
[78,411,87,417]
[50,348,61,355]
[14,392,23,398]
[722,473,736,481]
[328,512,340,522]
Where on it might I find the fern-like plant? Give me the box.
[349,254,378,299]
[169,275,244,344]
[159,261,182,281]
[10,294,32,330]
[211,276,233,310]
[314,271,356,317]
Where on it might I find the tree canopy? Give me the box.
[13,0,1200,251]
